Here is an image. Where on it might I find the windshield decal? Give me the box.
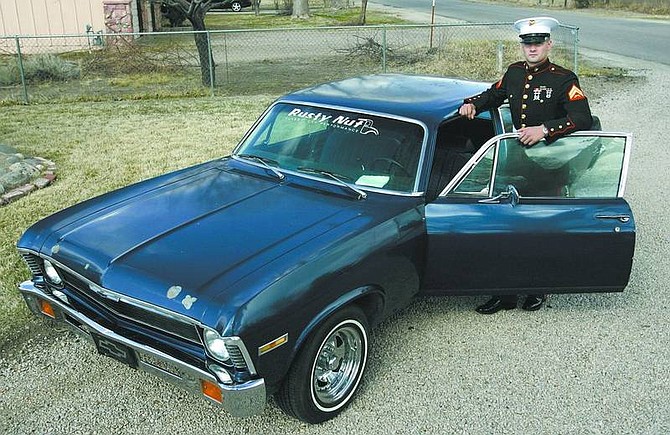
[288,108,380,136]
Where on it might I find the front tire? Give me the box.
[231,1,243,12]
[276,306,369,423]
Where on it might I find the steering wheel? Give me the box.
[371,157,410,177]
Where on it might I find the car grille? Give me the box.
[228,345,248,370]
[21,252,201,344]
[20,251,253,375]
[20,252,43,276]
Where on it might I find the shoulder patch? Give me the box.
[567,84,586,101]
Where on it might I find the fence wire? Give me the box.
[0,23,579,104]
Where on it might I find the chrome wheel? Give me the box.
[311,319,367,411]
[276,306,369,423]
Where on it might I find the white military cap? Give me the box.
[513,17,560,44]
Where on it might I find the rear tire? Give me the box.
[276,306,369,423]
[231,1,243,11]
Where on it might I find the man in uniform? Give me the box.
[458,16,593,314]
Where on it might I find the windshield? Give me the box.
[235,103,425,193]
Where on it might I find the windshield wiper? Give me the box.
[297,167,367,200]
[236,154,285,181]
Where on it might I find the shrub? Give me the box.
[23,54,80,83]
[0,54,79,85]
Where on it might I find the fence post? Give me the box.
[497,42,504,74]
[573,27,579,74]
[382,26,387,73]
[15,36,29,104]
[207,31,214,96]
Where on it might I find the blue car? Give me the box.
[16,74,635,423]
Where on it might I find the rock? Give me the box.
[0,171,29,191]
[33,178,51,189]
[0,147,58,206]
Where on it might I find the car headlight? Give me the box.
[43,260,63,286]
[203,328,231,363]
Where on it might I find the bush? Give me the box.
[0,54,80,85]
[575,0,591,8]
[24,54,80,83]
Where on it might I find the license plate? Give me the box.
[92,333,138,368]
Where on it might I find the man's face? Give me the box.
[521,40,552,66]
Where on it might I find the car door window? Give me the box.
[498,105,514,133]
[451,146,495,197]
[446,132,631,199]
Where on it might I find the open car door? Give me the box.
[422,132,635,295]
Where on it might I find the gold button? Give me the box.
[521,114,526,119]
[525,84,530,89]
[551,67,555,71]
[550,128,555,132]
[521,124,526,128]
[567,122,571,126]
[528,75,533,80]
[523,94,528,99]
[522,104,527,109]
[559,125,563,129]
[534,67,538,72]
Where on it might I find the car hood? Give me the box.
[23,159,369,321]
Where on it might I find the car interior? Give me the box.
[426,115,496,201]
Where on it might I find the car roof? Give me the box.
[279,73,491,128]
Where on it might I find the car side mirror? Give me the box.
[478,184,519,206]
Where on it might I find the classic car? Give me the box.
[17,74,635,424]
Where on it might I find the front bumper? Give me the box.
[19,280,266,417]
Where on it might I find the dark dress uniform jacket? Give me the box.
[465,59,593,143]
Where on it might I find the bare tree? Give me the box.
[155,0,225,86]
[292,0,310,18]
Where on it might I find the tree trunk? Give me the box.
[157,0,217,86]
[358,0,368,25]
[190,9,216,87]
[292,0,310,18]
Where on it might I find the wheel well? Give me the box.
[292,287,384,360]
[352,292,384,328]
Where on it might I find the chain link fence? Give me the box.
[0,23,579,104]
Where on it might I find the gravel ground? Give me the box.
[1,13,669,435]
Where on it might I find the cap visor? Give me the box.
[520,36,548,44]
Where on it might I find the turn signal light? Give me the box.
[39,300,56,318]
[201,379,223,403]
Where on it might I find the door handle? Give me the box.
[596,214,631,223]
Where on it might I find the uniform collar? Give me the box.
[524,58,552,73]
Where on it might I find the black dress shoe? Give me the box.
[475,296,516,314]
[522,294,547,311]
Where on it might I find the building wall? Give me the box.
[0,0,140,36]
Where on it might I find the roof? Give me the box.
[279,74,491,128]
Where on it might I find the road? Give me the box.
[373,0,670,64]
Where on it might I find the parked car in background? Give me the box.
[16,74,635,424]
[161,0,253,27]
[211,0,253,12]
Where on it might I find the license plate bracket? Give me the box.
[91,333,138,369]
